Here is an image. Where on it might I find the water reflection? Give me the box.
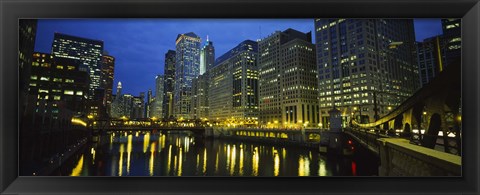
[57,131,377,176]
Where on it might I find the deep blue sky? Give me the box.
[34,19,442,96]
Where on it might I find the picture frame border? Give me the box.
[1,0,479,194]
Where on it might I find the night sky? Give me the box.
[34,19,443,96]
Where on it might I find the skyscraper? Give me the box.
[51,33,104,100]
[416,36,448,86]
[209,40,259,122]
[258,29,317,127]
[441,19,461,67]
[101,54,115,115]
[191,74,209,119]
[314,19,419,125]
[174,32,201,119]
[200,36,215,75]
[19,19,37,119]
[153,75,164,118]
[163,50,176,119]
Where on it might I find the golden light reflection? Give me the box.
[167,145,172,174]
[90,147,96,163]
[215,152,219,174]
[274,149,280,176]
[69,155,84,176]
[318,160,327,176]
[239,147,244,176]
[226,144,231,171]
[109,134,114,150]
[252,147,259,176]
[149,142,156,176]
[203,148,207,174]
[178,148,183,176]
[127,134,132,174]
[298,155,310,176]
[230,145,236,175]
[143,132,150,153]
[118,144,124,176]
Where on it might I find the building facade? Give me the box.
[163,50,176,119]
[51,33,104,100]
[208,40,259,122]
[19,19,37,119]
[191,74,209,119]
[174,32,201,119]
[101,54,115,116]
[258,29,317,127]
[200,37,215,75]
[441,19,461,67]
[152,75,164,118]
[314,19,419,126]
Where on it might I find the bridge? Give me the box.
[344,60,461,176]
[88,118,206,136]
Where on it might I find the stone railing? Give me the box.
[377,138,461,176]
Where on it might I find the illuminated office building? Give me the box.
[27,52,89,117]
[174,32,201,119]
[153,75,164,118]
[441,19,461,67]
[191,74,209,119]
[200,36,215,75]
[163,50,175,119]
[258,29,317,127]
[51,33,104,100]
[101,54,115,115]
[314,19,419,125]
[417,19,461,87]
[209,40,258,122]
[19,19,37,118]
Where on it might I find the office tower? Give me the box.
[209,40,259,122]
[314,19,418,125]
[416,36,448,86]
[163,50,176,119]
[101,54,115,115]
[19,19,37,118]
[111,82,124,118]
[153,75,164,118]
[132,93,145,119]
[191,74,209,119]
[27,52,89,117]
[200,36,215,75]
[146,89,153,118]
[51,33,104,100]
[258,29,317,128]
[441,19,461,67]
[174,32,201,119]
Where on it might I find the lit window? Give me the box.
[76,91,83,96]
[67,66,75,70]
[53,78,62,82]
[65,79,74,83]
[30,75,37,80]
[56,65,64,69]
[40,77,49,81]
[64,90,74,95]
[54,96,61,100]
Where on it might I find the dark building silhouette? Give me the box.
[101,54,115,116]
[163,50,176,119]
[19,19,37,119]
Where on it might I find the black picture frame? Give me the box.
[1,0,479,194]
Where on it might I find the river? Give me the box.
[52,131,379,176]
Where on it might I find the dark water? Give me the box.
[54,131,378,176]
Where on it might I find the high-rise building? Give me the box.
[19,19,37,119]
[174,32,201,119]
[146,89,153,118]
[209,40,259,122]
[51,33,104,100]
[441,19,461,67]
[314,19,419,125]
[111,82,124,118]
[153,75,164,118]
[416,36,448,87]
[27,52,90,116]
[101,54,115,115]
[258,29,317,127]
[417,19,461,87]
[191,74,209,119]
[200,36,215,75]
[163,50,176,119]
